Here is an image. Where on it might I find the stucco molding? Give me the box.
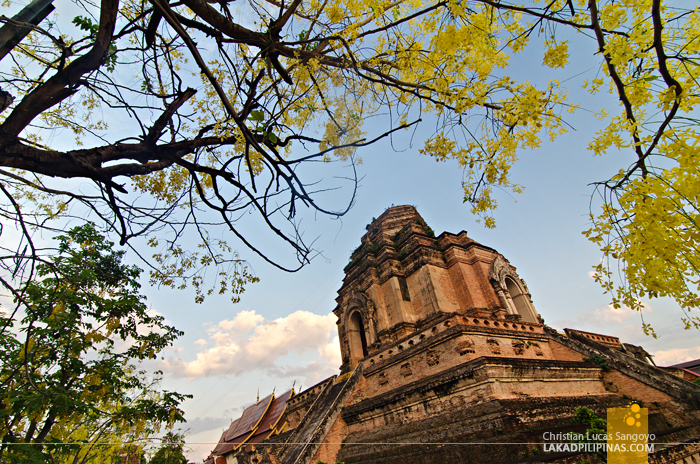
[489,256,537,321]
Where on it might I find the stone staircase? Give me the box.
[280,363,363,464]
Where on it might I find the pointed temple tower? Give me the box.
[334,205,540,374]
[207,206,700,464]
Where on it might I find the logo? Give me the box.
[607,402,653,463]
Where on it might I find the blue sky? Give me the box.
[2,0,699,461]
[146,83,699,459]
[145,37,700,462]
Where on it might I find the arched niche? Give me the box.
[505,277,536,323]
[489,256,539,323]
[336,292,377,369]
[347,311,369,366]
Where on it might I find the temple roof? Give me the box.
[668,358,700,373]
[211,389,294,457]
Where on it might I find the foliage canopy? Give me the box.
[0,0,566,303]
[148,431,188,464]
[0,224,189,463]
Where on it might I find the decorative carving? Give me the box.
[426,349,441,366]
[486,338,501,355]
[450,395,466,408]
[489,256,538,323]
[342,290,379,355]
[512,340,525,355]
[456,338,475,356]
[378,372,389,386]
[531,342,544,357]
[360,294,378,334]
[400,362,412,377]
[489,256,512,292]
[347,292,372,327]
[493,308,507,320]
[489,256,529,300]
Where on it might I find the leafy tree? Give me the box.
[567,0,700,335]
[0,0,565,304]
[0,0,698,328]
[148,431,188,464]
[0,223,190,464]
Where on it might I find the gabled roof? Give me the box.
[668,358,700,370]
[244,389,295,451]
[257,389,293,436]
[211,389,294,457]
[210,429,230,456]
[230,392,274,440]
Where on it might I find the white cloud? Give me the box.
[652,346,700,367]
[161,310,340,380]
[555,301,652,330]
[217,309,264,333]
[320,335,341,365]
[592,304,635,325]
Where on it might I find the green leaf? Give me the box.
[249,110,265,122]
[72,16,99,35]
[0,224,189,462]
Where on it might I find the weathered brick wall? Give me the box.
[337,395,629,464]
[344,357,610,435]
[361,315,555,398]
[284,377,335,430]
[602,370,674,404]
[548,336,587,362]
[650,441,700,464]
[309,414,348,464]
[545,326,700,408]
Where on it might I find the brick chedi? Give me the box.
[206,206,700,464]
[335,204,541,374]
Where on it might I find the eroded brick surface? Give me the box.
[210,207,700,464]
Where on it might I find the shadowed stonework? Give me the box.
[206,206,700,464]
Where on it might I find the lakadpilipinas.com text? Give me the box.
[542,432,655,453]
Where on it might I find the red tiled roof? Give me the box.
[222,417,242,442]
[668,359,700,370]
[211,390,295,457]
[257,389,293,435]
[243,389,294,452]
[210,430,230,456]
[211,441,236,457]
[228,393,274,443]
